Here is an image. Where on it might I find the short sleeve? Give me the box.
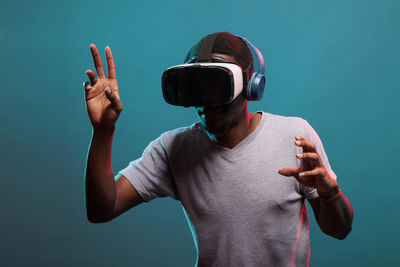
[299,119,337,199]
[118,133,178,202]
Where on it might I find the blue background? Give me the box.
[1,0,399,266]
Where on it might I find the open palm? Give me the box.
[84,44,123,129]
[278,136,338,196]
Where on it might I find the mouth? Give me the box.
[197,105,225,116]
[198,109,219,121]
[202,111,216,117]
[196,112,216,125]
[200,113,217,121]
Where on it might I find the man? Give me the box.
[84,32,353,267]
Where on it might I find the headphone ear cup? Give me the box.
[246,73,265,101]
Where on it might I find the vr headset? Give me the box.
[161,33,266,107]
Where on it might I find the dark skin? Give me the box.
[195,53,262,149]
[84,45,353,241]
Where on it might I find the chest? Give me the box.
[169,138,303,223]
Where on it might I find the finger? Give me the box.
[278,168,299,177]
[83,81,92,91]
[296,152,319,160]
[299,168,325,177]
[296,152,323,168]
[295,138,316,152]
[89,44,105,78]
[85,69,98,86]
[105,46,117,79]
[104,88,123,112]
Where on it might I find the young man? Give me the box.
[84,32,353,267]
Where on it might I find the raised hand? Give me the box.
[278,136,339,198]
[84,44,123,130]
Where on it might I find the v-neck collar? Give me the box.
[195,111,268,157]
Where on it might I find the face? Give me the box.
[195,53,247,136]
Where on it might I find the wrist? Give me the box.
[93,124,116,133]
[92,125,116,140]
[318,186,341,203]
[317,176,339,198]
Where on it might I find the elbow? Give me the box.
[328,224,352,240]
[336,213,354,240]
[336,224,352,240]
[86,209,113,224]
[85,199,115,223]
[320,221,353,240]
[87,215,110,224]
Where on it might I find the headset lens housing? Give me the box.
[162,65,234,107]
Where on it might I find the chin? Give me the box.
[203,121,228,136]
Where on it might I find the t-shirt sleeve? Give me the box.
[118,133,178,202]
[299,119,337,199]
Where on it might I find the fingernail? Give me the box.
[295,141,301,145]
[296,153,302,158]
[295,136,301,140]
[299,172,305,176]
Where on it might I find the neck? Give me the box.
[206,103,262,149]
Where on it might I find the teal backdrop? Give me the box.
[1,0,399,266]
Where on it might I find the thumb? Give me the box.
[104,87,123,112]
[278,168,299,177]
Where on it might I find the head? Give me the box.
[189,32,254,135]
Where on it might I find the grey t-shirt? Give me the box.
[119,111,336,267]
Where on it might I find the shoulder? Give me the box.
[161,122,200,140]
[156,122,202,151]
[260,111,308,133]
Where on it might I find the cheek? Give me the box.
[229,97,245,115]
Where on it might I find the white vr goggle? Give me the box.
[162,61,244,107]
[161,33,265,107]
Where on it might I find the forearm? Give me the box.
[85,126,117,222]
[317,189,354,239]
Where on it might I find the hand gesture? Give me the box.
[84,44,123,130]
[278,136,339,197]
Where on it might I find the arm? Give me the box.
[308,184,353,239]
[85,127,116,222]
[84,44,144,223]
[278,136,354,239]
[85,127,144,223]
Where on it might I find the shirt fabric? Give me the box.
[119,111,337,267]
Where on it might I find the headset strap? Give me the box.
[195,33,219,62]
[236,35,265,75]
